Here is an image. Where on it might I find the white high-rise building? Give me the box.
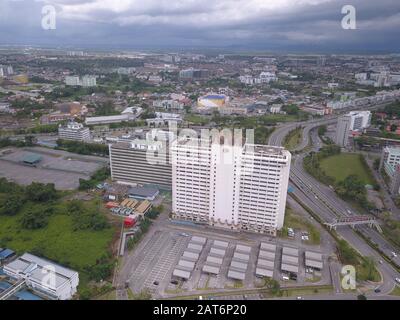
[171,137,291,235]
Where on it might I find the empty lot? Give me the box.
[0,147,108,190]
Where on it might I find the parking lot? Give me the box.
[0,147,107,190]
[119,222,332,298]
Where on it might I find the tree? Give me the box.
[357,294,367,300]
[21,207,52,229]
[0,194,25,216]
[25,182,57,202]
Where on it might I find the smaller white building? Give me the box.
[58,121,91,141]
[3,253,79,300]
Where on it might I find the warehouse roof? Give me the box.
[210,247,226,257]
[282,255,299,266]
[230,260,248,271]
[0,249,15,260]
[187,243,203,253]
[258,250,276,261]
[282,247,299,257]
[260,242,276,252]
[182,251,199,261]
[206,256,223,265]
[22,153,42,164]
[305,259,323,269]
[233,252,250,262]
[281,263,299,274]
[172,268,191,280]
[255,268,274,278]
[227,269,246,281]
[128,186,159,199]
[202,264,220,275]
[257,259,274,269]
[213,240,229,249]
[305,251,323,261]
[191,236,207,245]
[236,244,251,254]
[178,259,195,271]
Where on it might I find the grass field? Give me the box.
[282,206,321,245]
[284,127,302,151]
[0,199,115,271]
[390,285,400,296]
[319,153,375,184]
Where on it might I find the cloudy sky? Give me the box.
[0,0,399,52]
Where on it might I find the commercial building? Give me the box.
[65,75,96,87]
[171,137,291,235]
[348,111,371,131]
[380,146,400,194]
[335,115,352,147]
[3,253,79,300]
[109,140,172,189]
[58,122,91,141]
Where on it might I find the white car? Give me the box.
[392,252,398,258]
[395,278,400,284]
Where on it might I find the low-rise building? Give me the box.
[3,253,79,300]
[58,122,91,141]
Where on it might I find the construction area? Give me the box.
[0,147,107,190]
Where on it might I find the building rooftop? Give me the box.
[22,153,42,164]
[128,186,159,199]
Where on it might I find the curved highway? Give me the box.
[272,113,400,297]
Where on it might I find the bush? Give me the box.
[21,206,54,230]
[25,182,57,202]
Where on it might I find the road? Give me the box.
[269,111,400,298]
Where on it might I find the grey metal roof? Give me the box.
[172,268,191,280]
[191,236,207,245]
[257,258,275,269]
[178,259,195,270]
[260,242,276,252]
[281,263,299,274]
[187,243,203,253]
[210,247,226,257]
[282,247,299,257]
[213,240,229,249]
[255,268,274,278]
[230,260,248,271]
[202,264,220,275]
[235,244,251,254]
[206,255,223,265]
[258,250,276,261]
[232,252,250,262]
[182,251,199,261]
[282,255,299,266]
[227,269,246,281]
[127,186,159,198]
[305,251,323,261]
[305,259,323,269]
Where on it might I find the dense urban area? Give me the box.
[0,48,400,301]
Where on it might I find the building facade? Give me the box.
[335,115,352,147]
[58,122,91,141]
[109,140,172,189]
[171,138,291,235]
[380,146,400,194]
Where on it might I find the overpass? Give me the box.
[324,215,383,233]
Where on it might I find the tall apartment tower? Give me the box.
[109,139,172,189]
[171,138,291,235]
[335,115,352,147]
